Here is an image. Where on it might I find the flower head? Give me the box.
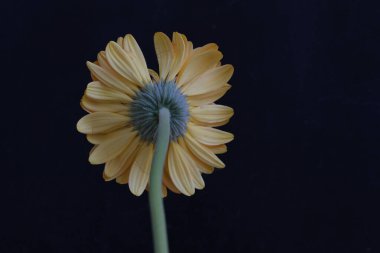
[77,32,234,196]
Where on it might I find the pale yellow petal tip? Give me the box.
[218,162,226,169]
[172,31,182,38]
[88,150,106,165]
[86,60,94,69]
[154,32,167,42]
[76,117,87,133]
[154,31,165,37]
[129,186,145,197]
[102,172,113,182]
[182,190,195,197]
[107,40,119,49]
[226,64,234,72]
[88,157,99,165]
[198,183,206,190]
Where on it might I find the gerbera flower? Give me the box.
[77,32,234,196]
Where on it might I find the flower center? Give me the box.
[129,81,189,143]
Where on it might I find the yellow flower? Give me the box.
[77,32,234,196]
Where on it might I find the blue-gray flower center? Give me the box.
[129,81,189,143]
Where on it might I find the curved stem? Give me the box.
[149,107,170,253]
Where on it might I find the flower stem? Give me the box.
[149,107,170,253]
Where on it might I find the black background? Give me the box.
[1,0,380,252]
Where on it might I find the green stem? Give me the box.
[149,107,170,253]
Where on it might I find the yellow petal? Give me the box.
[86,61,136,96]
[104,160,124,181]
[177,139,205,189]
[115,167,131,184]
[103,136,141,181]
[183,133,225,168]
[192,43,219,56]
[191,118,230,128]
[182,65,234,96]
[148,69,160,82]
[187,84,231,106]
[167,32,187,81]
[97,51,139,92]
[185,41,193,60]
[85,81,132,103]
[190,104,234,127]
[162,185,168,197]
[129,143,154,196]
[206,144,227,154]
[123,34,151,83]
[89,128,136,164]
[154,32,174,80]
[180,34,191,60]
[187,124,234,145]
[178,138,214,174]
[106,42,146,87]
[177,50,223,87]
[195,160,214,174]
[116,144,142,184]
[86,127,134,145]
[86,134,102,144]
[168,142,195,196]
[80,95,129,115]
[116,37,124,47]
[77,112,129,134]
[163,165,181,194]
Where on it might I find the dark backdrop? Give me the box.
[1,0,379,252]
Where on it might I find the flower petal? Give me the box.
[86,61,136,96]
[185,40,193,59]
[123,34,151,84]
[86,134,102,144]
[178,138,214,175]
[163,165,181,194]
[168,142,195,196]
[80,95,129,115]
[77,112,129,134]
[154,32,174,80]
[86,127,135,145]
[190,104,234,127]
[85,81,132,103]
[192,43,219,56]
[103,136,140,181]
[97,51,139,91]
[89,128,136,164]
[116,144,142,184]
[116,36,124,47]
[128,143,154,196]
[187,124,234,145]
[206,144,227,154]
[167,32,187,81]
[106,41,147,87]
[177,139,205,189]
[182,65,234,96]
[187,84,231,106]
[183,133,225,168]
[161,185,168,197]
[149,69,160,82]
[177,50,223,87]
[196,161,214,174]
